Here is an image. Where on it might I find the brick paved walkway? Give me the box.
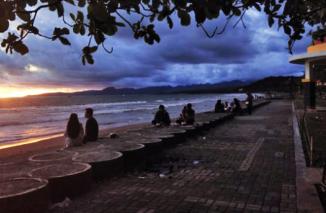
[51,101,297,213]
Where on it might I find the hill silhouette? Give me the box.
[37,76,302,97]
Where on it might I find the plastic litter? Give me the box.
[159,174,166,178]
[50,197,71,209]
[193,160,200,165]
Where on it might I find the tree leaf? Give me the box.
[178,10,191,26]
[70,13,76,21]
[89,46,98,53]
[0,19,9,33]
[85,54,94,64]
[17,10,31,22]
[26,0,38,6]
[56,2,64,17]
[268,15,274,27]
[12,41,29,55]
[167,16,173,29]
[58,37,71,45]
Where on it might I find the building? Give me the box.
[289,34,326,109]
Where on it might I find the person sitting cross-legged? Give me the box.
[152,105,171,126]
[214,100,225,113]
[176,103,195,125]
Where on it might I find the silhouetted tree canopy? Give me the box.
[0,0,326,64]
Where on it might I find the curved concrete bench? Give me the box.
[200,113,234,127]
[0,177,49,213]
[195,121,211,131]
[98,142,145,171]
[196,115,215,127]
[125,130,175,147]
[67,142,103,154]
[174,125,199,136]
[0,160,42,180]
[151,128,187,144]
[29,162,92,203]
[28,150,76,163]
[106,135,165,155]
[73,151,123,180]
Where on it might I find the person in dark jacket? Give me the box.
[152,105,171,126]
[214,100,225,113]
[83,108,98,143]
[184,103,195,125]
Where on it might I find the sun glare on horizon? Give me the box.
[0,86,88,98]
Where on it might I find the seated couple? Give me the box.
[64,108,98,148]
[215,98,242,114]
[152,104,195,126]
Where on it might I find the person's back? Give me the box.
[84,108,99,143]
[215,100,225,113]
[152,105,171,126]
[65,113,84,148]
[185,103,195,125]
[233,98,242,113]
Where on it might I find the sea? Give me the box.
[0,93,250,147]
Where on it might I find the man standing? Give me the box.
[246,92,254,115]
[83,108,98,143]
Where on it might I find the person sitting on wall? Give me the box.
[64,113,84,148]
[176,106,187,125]
[152,105,171,126]
[214,100,225,113]
[185,103,195,125]
[232,98,242,114]
[83,108,99,143]
[224,101,231,112]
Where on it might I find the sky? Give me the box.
[0,6,310,98]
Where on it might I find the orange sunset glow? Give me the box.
[0,86,88,98]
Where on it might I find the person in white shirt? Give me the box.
[64,113,84,148]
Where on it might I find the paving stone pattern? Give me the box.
[51,101,297,213]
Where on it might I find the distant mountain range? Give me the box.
[41,80,250,96]
[39,76,302,97]
[243,76,302,92]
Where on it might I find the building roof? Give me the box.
[289,51,326,65]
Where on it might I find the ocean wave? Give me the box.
[0,100,148,112]
[94,106,157,115]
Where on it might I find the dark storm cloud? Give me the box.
[0,9,308,88]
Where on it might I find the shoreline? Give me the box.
[0,98,265,160]
[0,122,151,160]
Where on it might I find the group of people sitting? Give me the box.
[215,92,254,115]
[151,103,196,127]
[214,98,242,113]
[64,92,255,147]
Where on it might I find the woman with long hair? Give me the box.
[64,113,84,148]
